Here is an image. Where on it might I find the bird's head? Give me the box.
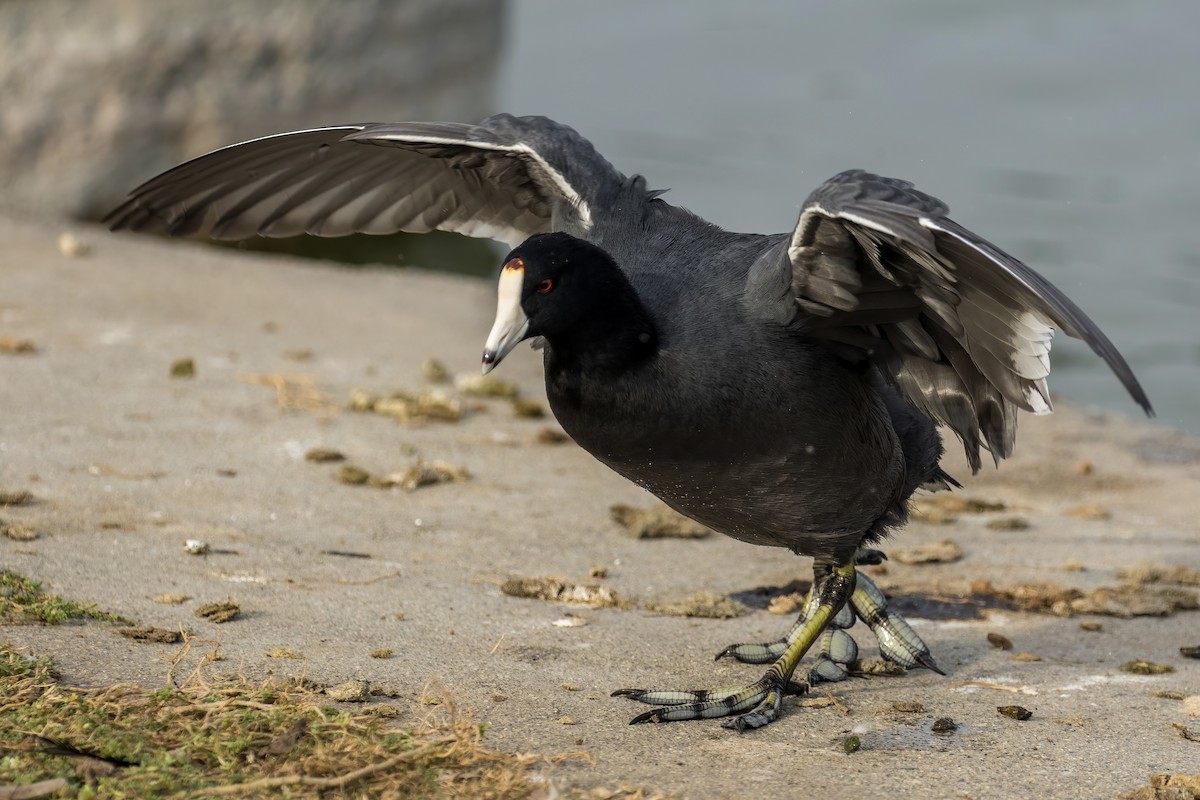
[481,232,650,374]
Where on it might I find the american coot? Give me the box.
[106,115,1153,731]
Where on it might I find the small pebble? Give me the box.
[931,717,958,734]
[1079,621,1103,632]
[57,231,91,257]
[169,358,196,378]
[987,632,1014,651]
[151,593,189,605]
[1181,645,1200,659]
[997,705,1032,721]
[183,539,210,555]
[305,448,346,463]
[1010,651,1042,662]
[370,648,394,659]
[338,465,371,486]
[559,716,577,725]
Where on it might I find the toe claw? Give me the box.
[629,709,662,725]
[714,644,739,661]
[913,650,946,676]
[611,688,642,698]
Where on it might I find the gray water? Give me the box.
[498,0,1200,433]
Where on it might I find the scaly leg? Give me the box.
[716,553,942,683]
[613,561,856,730]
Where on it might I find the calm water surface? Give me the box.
[498,0,1200,432]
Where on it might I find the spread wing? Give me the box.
[771,169,1152,471]
[104,115,623,248]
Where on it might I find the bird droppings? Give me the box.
[511,398,546,418]
[850,659,907,678]
[337,465,371,485]
[1010,651,1042,662]
[768,592,806,615]
[183,539,210,555]
[970,580,1199,617]
[1117,564,1200,586]
[536,427,571,444]
[985,516,1030,531]
[116,625,181,644]
[0,336,37,354]
[553,615,589,628]
[304,447,346,463]
[500,576,623,609]
[239,372,338,413]
[842,735,861,754]
[1066,504,1112,521]
[370,648,394,659]
[997,705,1032,721]
[2,523,38,541]
[1182,646,1200,659]
[420,358,450,382]
[609,503,711,539]
[56,231,91,257]
[0,489,34,506]
[910,495,1007,524]
[266,647,303,659]
[1080,620,1104,632]
[194,600,240,623]
[987,632,1014,651]
[376,462,469,492]
[151,593,189,605]
[349,387,462,423]
[1120,659,1175,675]
[931,717,958,734]
[169,357,196,378]
[454,373,520,398]
[892,539,963,565]
[325,680,371,702]
[1119,772,1200,800]
[890,701,925,713]
[648,591,747,619]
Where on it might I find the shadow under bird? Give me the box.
[106,115,1153,731]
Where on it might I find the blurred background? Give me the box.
[2,0,1197,431]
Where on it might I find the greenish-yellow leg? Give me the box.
[613,562,857,731]
[716,564,941,684]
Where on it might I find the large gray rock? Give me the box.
[0,0,504,220]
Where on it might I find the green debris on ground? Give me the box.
[0,569,125,625]
[0,643,625,799]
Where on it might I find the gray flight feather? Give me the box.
[104,115,622,248]
[763,169,1152,471]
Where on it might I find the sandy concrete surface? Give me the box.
[2,212,1198,798]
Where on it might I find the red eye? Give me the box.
[536,278,554,294]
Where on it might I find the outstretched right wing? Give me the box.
[104,115,623,248]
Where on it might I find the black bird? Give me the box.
[106,115,1153,730]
